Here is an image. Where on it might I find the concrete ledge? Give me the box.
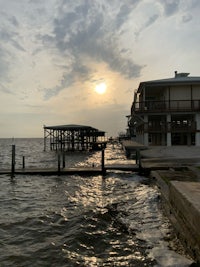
[151,170,200,262]
[169,181,200,260]
[121,140,147,158]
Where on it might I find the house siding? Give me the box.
[128,73,200,146]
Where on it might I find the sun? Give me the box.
[95,82,107,94]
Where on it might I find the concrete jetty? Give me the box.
[121,141,200,263]
[140,145,200,263]
[121,140,147,159]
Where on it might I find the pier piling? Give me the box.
[11,145,15,177]
[57,152,61,172]
[62,152,65,168]
[22,156,25,169]
[101,149,106,174]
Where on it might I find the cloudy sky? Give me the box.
[0,0,200,137]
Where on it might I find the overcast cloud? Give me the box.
[0,0,199,137]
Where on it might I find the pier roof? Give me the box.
[44,124,104,132]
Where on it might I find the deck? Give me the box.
[0,164,140,176]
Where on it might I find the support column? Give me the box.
[187,133,192,146]
[143,115,148,146]
[11,145,15,177]
[44,127,46,151]
[195,114,200,146]
[167,114,171,146]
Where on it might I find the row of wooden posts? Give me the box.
[11,145,105,177]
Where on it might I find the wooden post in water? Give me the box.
[57,152,61,173]
[101,149,106,174]
[11,145,15,177]
[136,149,142,170]
[22,156,25,169]
[62,151,65,169]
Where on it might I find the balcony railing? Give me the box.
[132,100,200,113]
[137,121,196,133]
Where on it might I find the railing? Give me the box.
[132,100,200,113]
[137,121,196,133]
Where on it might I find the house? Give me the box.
[128,71,200,146]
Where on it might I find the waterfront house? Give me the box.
[128,71,200,146]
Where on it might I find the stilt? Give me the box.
[57,153,61,173]
[22,156,25,169]
[62,152,65,168]
[101,149,106,174]
[11,145,15,177]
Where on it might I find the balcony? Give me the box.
[132,99,200,113]
[137,121,196,133]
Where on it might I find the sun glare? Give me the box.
[95,83,107,94]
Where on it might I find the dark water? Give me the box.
[0,139,192,266]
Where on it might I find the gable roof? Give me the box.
[137,74,200,93]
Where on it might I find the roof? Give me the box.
[137,74,200,94]
[44,124,105,133]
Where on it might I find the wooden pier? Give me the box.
[4,141,193,177]
[3,144,140,177]
[0,164,140,176]
[43,124,106,151]
[121,140,147,159]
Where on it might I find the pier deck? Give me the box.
[0,164,140,176]
[121,140,147,150]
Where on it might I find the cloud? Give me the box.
[42,60,92,100]
[160,0,180,16]
[182,13,192,23]
[38,0,143,99]
[0,49,10,80]
[0,83,14,94]
[144,14,160,28]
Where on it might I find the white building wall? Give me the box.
[192,85,200,99]
[170,85,191,100]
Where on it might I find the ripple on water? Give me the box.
[0,140,194,266]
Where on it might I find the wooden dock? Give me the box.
[0,164,140,176]
[121,140,147,159]
[121,140,147,150]
[2,159,193,177]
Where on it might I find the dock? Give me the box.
[43,124,106,151]
[4,144,141,177]
[0,164,140,176]
[121,140,147,159]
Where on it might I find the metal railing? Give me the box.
[132,100,200,113]
[137,121,196,133]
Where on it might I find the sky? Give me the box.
[0,0,200,138]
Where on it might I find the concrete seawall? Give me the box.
[122,141,200,263]
[152,170,200,262]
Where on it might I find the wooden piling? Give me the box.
[62,152,65,169]
[11,145,15,177]
[136,149,141,164]
[101,149,106,174]
[22,156,25,169]
[57,153,61,172]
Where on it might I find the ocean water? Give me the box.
[0,139,193,266]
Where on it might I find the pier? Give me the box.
[43,124,106,151]
[4,144,140,177]
[0,165,140,176]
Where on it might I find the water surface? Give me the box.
[0,139,192,266]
